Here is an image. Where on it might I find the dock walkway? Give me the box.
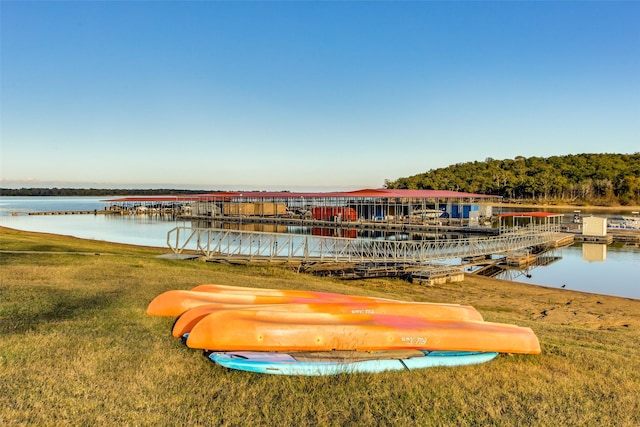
[167,226,566,264]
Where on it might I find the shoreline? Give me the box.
[0,225,172,252]
[1,225,637,302]
[1,193,638,211]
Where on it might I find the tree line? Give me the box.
[385,153,640,206]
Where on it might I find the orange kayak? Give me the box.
[186,309,541,354]
[147,288,483,320]
[191,284,397,301]
[146,290,352,317]
[172,300,484,337]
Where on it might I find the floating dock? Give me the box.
[564,228,639,244]
[298,261,465,285]
[26,210,107,216]
[573,235,614,244]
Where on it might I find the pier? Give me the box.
[26,210,107,216]
[562,225,640,244]
[166,225,572,282]
[167,225,567,264]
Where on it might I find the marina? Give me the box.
[0,195,639,299]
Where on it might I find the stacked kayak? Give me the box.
[208,350,499,376]
[147,284,540,375]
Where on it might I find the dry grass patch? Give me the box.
[1,227,639,425]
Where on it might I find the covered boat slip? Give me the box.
[498,212,565,232]
[106,188,501,227]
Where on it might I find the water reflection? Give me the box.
[582,243,607,262]
[504,243,639,299]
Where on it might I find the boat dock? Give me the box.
[166,225,567,264]
[562,227,640,244]
[25,210,107,216]
[298,261,465,285]
[165,225,571,283]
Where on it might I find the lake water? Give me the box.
[1,196,638,300]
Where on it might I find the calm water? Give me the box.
[0,197,184,248]
[1,196,638,299]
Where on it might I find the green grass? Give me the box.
[1,226,639,426]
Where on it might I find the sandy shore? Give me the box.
[348,271,640,332]
[452,275,639,327]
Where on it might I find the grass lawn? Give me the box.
[1,226,639,426]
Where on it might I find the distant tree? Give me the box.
[0,188,214,197]
[384,153,640,206]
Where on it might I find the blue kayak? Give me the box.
[208,350,498,376]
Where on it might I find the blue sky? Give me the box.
[1,1,639,190]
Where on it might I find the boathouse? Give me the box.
[106,188,501,226]
[498,212,565,232]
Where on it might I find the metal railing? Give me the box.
[167,226,561,263]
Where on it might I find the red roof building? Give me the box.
[106,188,501,222]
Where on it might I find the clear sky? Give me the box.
[1,1,639,191]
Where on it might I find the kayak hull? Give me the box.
[186,309,541,354]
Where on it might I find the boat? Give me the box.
[146,290,386,317]
[147,286,482,319]
[191,284,398,301]
[171,300,484,338]
[411,209,445,219]
[192,283,376,295]
[208,350,499,376]
[186,309,541,354]
[608,219,640,230]
[619,215,640,229]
